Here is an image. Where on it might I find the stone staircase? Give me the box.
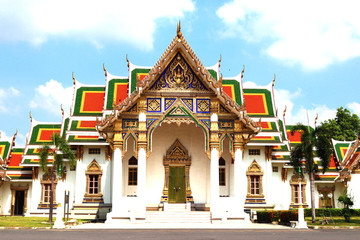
[146,204,211,223]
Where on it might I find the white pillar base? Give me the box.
[53,209,65,229]
[295,207,308,229]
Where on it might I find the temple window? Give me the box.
[89,148,101,155]
[219,157,226,186]
[290,173,307,208]
[83,159,103,203]
[38,170,58,209]
[128,156,137,186]
[249,149,260,155]
[43,184,51,203]
[246,160,264,199]
[88,175,99,194]
[250,176,260,195]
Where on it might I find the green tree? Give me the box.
[338,190,354,222]
[320,107,360,141]
[290,124,333,223]
[39,133,75,222]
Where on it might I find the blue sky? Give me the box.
[1,0,360,146]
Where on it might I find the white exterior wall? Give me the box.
[348,174,360,208]
[123,138,137,197]
[147,122,209,205]
[74,146,111,204]
[220,138,231,197]
[0,182,12,215]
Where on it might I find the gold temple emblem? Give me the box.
[151,53,207,91]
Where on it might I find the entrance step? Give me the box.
[146,211,211,223]
[166,203,187,212]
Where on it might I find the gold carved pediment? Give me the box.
[246,160,263,175]
[164,139,191,166]
[150,53,209,92]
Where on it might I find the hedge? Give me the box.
[304,208,360,217]
[257,210,297,224]
[256,208,360,224]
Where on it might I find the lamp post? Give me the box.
[296,166,308,229]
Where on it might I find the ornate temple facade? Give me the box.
[1,26,359,222]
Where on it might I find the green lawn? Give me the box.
[306,216,360,227]
[0,216,53,228]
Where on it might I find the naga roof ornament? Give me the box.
[272,74,276,87]
[72,72,76,85]
[103,63,107,77]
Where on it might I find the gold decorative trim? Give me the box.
[246,160,265,199]
[83,159,104,203]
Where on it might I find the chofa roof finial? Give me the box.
[72,72,76,85]
[126,54,130,69]
[272,74,276,87]
[219,54,222,68]
[177,20,182,38]
[29,111,33,121]
[241,65,245,79]
[61,104,64,116]
[103,63,107,77]
[314,113,318,127]
[283,105,287,118]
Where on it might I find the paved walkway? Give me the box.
[72,222,291,230]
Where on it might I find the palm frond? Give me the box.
[39,144,51,172]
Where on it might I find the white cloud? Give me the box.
[30,79,73,116]
[0,0,194,50]
[0,87,20,112]
[0,130,13,142]
[243,80,336,127]
[0,130,27,147]
[347,102,360,116]
[217,0,360,70]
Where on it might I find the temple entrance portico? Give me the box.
[98,25,261,223]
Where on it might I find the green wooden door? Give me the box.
[168,166,186,203]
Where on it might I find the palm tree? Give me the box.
[290,123,332,223]
[39,133,76,222]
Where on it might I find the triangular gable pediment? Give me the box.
[149,52,209,92]
[98,26,260,135]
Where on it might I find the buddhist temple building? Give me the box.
[1,25,359,223]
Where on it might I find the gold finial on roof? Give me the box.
[241,65,245,79]
[272,74,276,87]
[14,129,18,138]
[283,105,287,118]
[29,111,32,121]
[219,54,222,68]
[103,63,107,77]
[315,113,318,127]
[219,73,223,86]
[126,54,130,69]
[72,72,76,85]
[60,104,64,116]
[177,20,182,38]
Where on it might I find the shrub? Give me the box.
[257,210,280,223]
[280,210,298,224]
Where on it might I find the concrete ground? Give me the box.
[2,229,360,240]
[72,221,291,230]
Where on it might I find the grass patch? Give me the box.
[306,216,360,226]
[0,216,53,228]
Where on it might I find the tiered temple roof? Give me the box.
[1,27,354,185]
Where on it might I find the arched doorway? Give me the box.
[147,121,209,205]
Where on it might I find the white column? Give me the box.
[210,148,219,212]
[137,148,146,207]
[234,148,243,201]
[112,147,122,213]
[137,111,147,218]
